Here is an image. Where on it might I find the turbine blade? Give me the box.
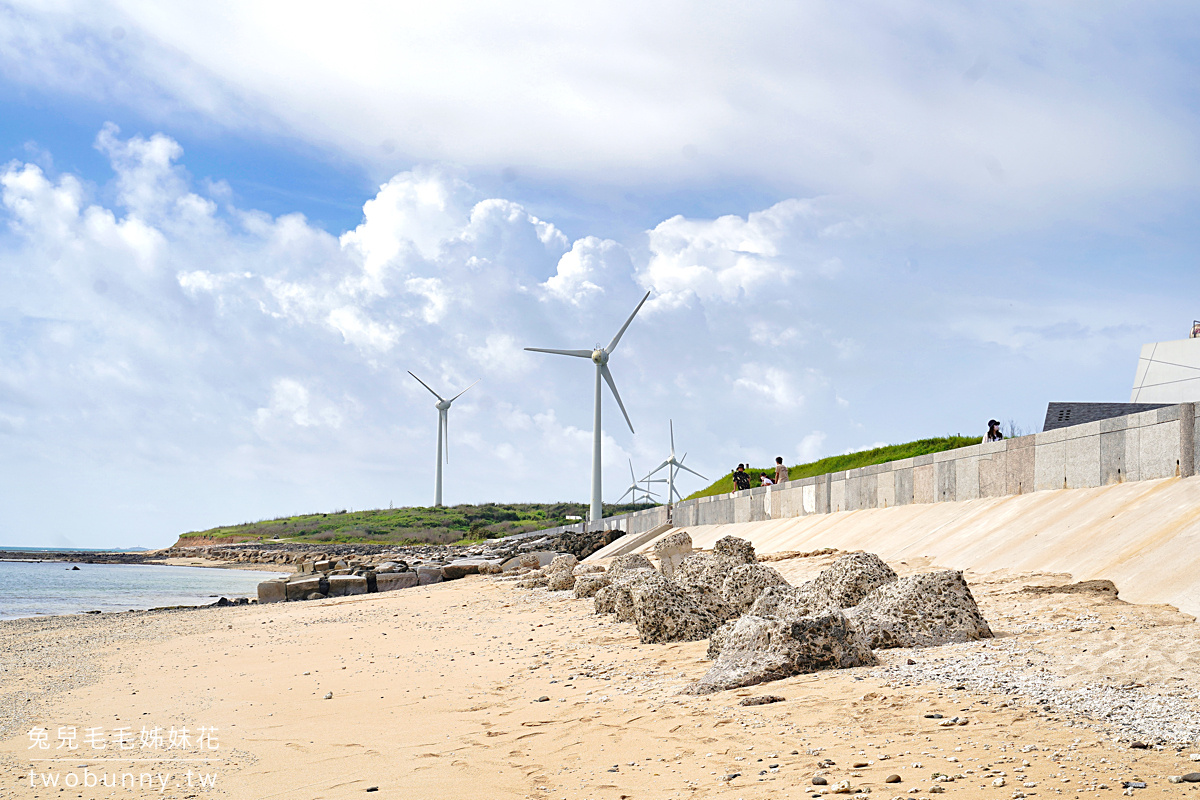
[617,486,635,503]
[606,290,651,353]
[601,364,634,434]
[629,458,637,483]
[670,419,675,455]
[524,347,593,358]
[642,459,671,480]
[408,371,445,402]
[674,460,707,480]
[449,379,479,403]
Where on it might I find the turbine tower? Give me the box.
[408,371,478,507]
[644,420,707,509]
[525,290,651,523]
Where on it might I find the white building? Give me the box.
[1130,329,1200,403]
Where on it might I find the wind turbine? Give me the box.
[408,371,478,507]
[617,459,666,504]
[643,420,707,508]
[525,290,651,523]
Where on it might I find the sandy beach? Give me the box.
[2,548,1199,800]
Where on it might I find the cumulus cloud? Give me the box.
[3,2,1197,231]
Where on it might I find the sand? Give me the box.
[2,550,1200,799]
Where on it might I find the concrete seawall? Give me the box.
[525,402,1199,541]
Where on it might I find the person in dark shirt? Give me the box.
[732,464,752,491]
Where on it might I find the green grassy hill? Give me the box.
[175,502,655,547]
[685,435,981,500]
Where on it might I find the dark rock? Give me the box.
[812,776,828,785]
[738,695,785,706]
[1183,773,1200,782]
[536,696,549,702]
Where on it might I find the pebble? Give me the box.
[1184,772,1200,782]
[885,774,901,783]
[812,775,828,785]
[365,787,378,793]
[536,695,549,702]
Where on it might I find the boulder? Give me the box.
[547,571,576,592]
[689,611,876,694]
[417,566,444,586]
[503,551,556,571]
[549,554,579,574]
[845,570,993,649]
[574,564,606,575]
[607,553,654,579]
[574,575,611,599]
[612,571,659,622]
[806,552,898,609]
[628,572,724,644]
[376,572,419,592]
[257,578,287,604]
[653,530,693,579]
[285,575,323,601]
[721,563,790,613]
[594,584,619,614]
[749,585,828,620]
[327,575,368,597]
[443,559,487,580]
[675,536,758,595]
[517,575,549,589]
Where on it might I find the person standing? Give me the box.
[984,419,1004,443]
[732,464,752,491]
[774,456,788,485]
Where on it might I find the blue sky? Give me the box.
[2,1,1200,548]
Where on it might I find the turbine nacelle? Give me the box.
[591,348,607,365]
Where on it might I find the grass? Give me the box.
[684,435,982,500]
[175,502,656,547]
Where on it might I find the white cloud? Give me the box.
[254,378,345,433]
[4,2,1196,231]
[543,236,630,305]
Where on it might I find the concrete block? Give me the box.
[443,559,487,580]
[1181,403,1195,479]
[830,478,845,512]
[1006,441,1034,494]
[257,578,287,604]
[803,483,817,514]
[1100,430,1126,485]
[1065,431,1102,489]
[912,454,935,467]
[417,566,444,586]
[376,572,419,592]
[1123,426,1143,482]
[1035,426,1072,445]
[955,456,980,501]
[1158,405,1182,423]
[1139,419,1181,480]
[734,494,752,523]
[1034,439,1067,490]
[313,560,334,572]
[978,453,1007,497]
[890,457,916,470]
[877,473,895,508]
[327,575,368,597]
[1100,415,1129,433]
[893,467,914,506]
[913,464,935,503]
[936,460,956,502]
[979,439,1006,455]
[286,575,322,601]
[1006,434,1035,451]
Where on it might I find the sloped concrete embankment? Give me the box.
[602,476,1200,619]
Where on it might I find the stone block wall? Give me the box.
[517,402,1200,548]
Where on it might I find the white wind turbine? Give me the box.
[617,458,666,504]
[525,290,651,523]
[644,420,707,508]
[408,371,479,507]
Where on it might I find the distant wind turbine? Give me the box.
[525,290,651,523]
[408,371,479,507]
[617,458,665,504]
[644,420,707,507]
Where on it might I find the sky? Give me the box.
[3,1,1200,548]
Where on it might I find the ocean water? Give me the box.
[0,561,286,620]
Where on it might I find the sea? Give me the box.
[0,560,286,620]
